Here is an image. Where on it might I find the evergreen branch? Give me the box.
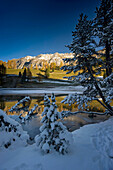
[61,110,107,118]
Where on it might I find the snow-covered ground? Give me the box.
[0,109,113,170]
[37,79,71,84]
[0,86,85,95]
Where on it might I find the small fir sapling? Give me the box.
[35,93,72,154]
[0,109,29,148]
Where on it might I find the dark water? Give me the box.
[0,94,108,139]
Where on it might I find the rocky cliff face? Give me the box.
[15,52,74,69]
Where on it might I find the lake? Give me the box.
[0,91,109,140]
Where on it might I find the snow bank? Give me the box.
[72,117,113,170]
[0,109,29,149]
[91,118,113,169]
[0,114,113,170]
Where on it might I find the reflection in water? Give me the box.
[0,96,5,110]
[22,115,42,140]
[0,95,108,139]
[0,101,5,110]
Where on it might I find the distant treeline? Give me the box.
[0,59,17,69]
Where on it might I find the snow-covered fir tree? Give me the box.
[35,93,72,154]
[61,13,113,115]
[0,109,29,148]
[94,0,113,76]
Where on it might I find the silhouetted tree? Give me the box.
[21,68,26,82]
[0,64,6,86]
[26,68,32,81]
[19,72,22,77]
[94,0,113,76]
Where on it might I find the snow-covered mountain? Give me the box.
[15,52,74,69]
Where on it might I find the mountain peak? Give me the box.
[4,52,74,69]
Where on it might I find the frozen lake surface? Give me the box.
[0,86,85,96]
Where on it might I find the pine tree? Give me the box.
[45,66,50,78]
[0,64,6,86]
[21,68,26,82]
[26,68,32,81]
[61,13,113,115]
[35,94,72,154]
[94,0,113,76]
[19,72,21,77]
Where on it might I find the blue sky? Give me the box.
[0,0,101,61]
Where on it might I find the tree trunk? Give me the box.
[87,65,113,115]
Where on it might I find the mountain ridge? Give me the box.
[6,52,74,69]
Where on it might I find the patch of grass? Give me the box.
[87,100,113,112]
[31,69,44,77]
[6,69,41,77]
[6,69,24,75]
[6,69,75,80]
[89,100,105,112]
[49,70,75,80]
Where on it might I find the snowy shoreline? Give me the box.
[0,114,113,170]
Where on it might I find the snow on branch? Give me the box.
[61,110,107,118]
[61,93,93,110]
[103,72,113,85]
[62,57,76,63]
[101,73,113,104]
[61,11,113,115]
[28,104,38,115]
[61,92,113,117]
[0,109,29,149]
[17,104,38,123]
[9,97,39,124]
[9,96,31,112]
